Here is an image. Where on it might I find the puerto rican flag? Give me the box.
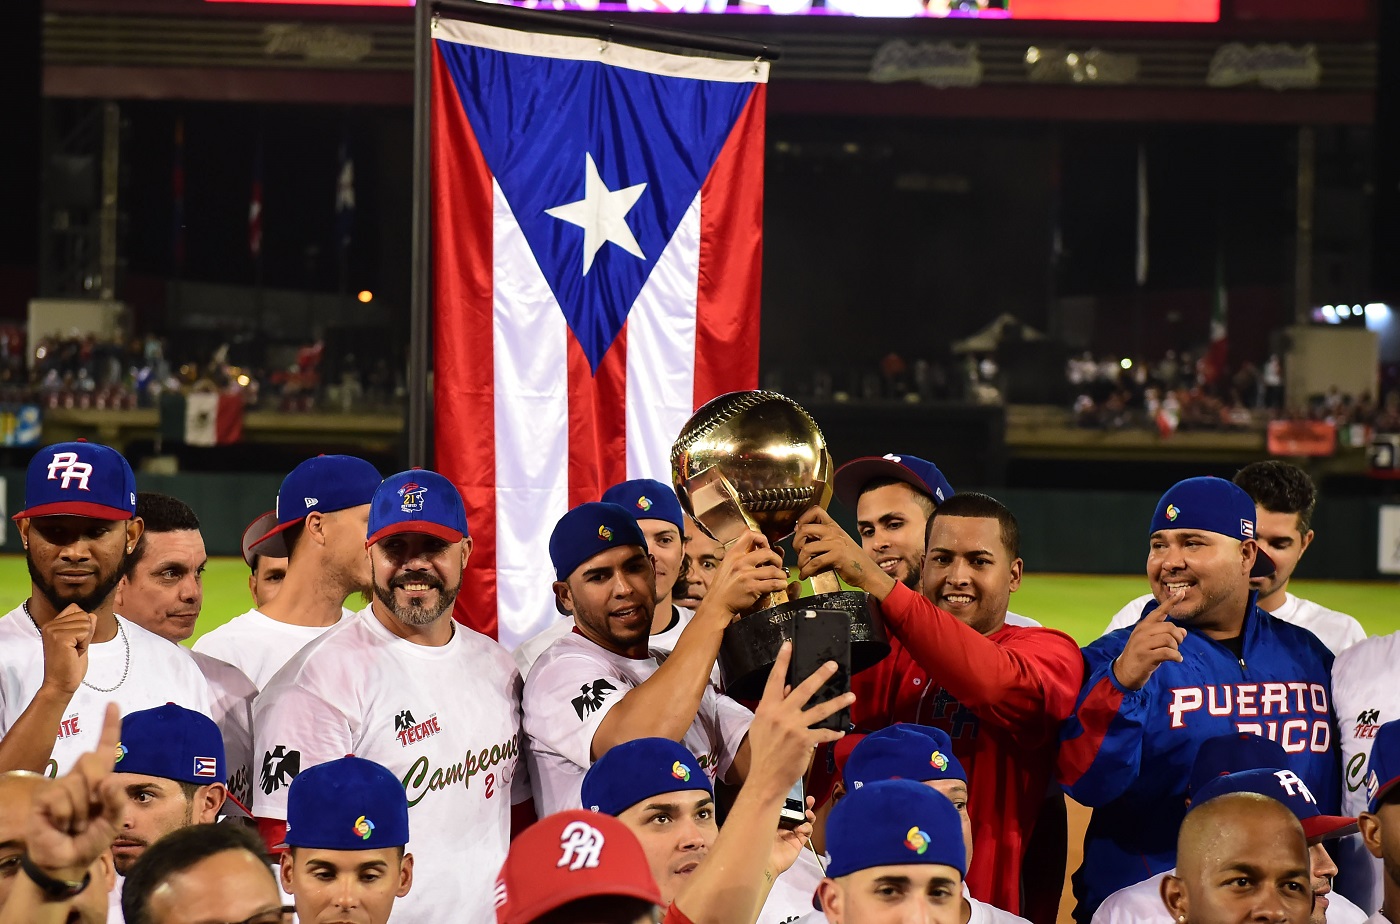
[431,20,766,647]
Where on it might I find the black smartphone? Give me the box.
[789,608,851,732]
[779,777,807,830]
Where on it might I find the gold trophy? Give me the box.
[671,390,888,698]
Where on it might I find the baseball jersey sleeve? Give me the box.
[879,583,1085,741]
[1056,631,1154,806]
[251,682,355,821]
[522,655,627,771]
[1102,594,1155,637]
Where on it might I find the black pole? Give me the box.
[432,0,781,61]
[407,0,433,468]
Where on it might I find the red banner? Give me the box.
[1267,420,1337,457]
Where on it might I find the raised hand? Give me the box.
[38,605,96,697]
[26,703,124,881]
[1111,591,1188,691]
[792,507,895,600]
[696,531,789,624]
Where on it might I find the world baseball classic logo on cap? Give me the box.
[671,761,690,782]
[354,815,375,840]
[904,825,931,855]
[636,496,652,512]
[1166,504,1180,521]
[598,525,613,541]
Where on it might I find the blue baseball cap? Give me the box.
[367,469,469,547]
[826,779,966,879]
[285,756,410,851]
[1366,720,1400,813]
[549,502,649,582]
[1187,731,1291,799]
[844,724,965,791]
[582,738,712,816]
[833,454,954,510]
[1193,768,1357,841]
[601,479,685,536]
[116,704,226,786]
[255,455,382,552]
[14,441,137,522]
[1150,477,1275,578]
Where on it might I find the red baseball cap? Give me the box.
[241,511,284,566]
[495,811,662,924]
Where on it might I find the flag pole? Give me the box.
[431,0,780,60]
[408,0,433,468]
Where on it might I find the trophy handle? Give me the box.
[808,570,843,596]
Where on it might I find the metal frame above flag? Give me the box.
[408,0,776,644]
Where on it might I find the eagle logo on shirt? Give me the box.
[394,710,417,733]
[260,745,301,795]
[572,680,618,720]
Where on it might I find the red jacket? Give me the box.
[850,583,1084,916]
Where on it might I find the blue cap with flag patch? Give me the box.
[549,502,649,582]
[844,724,965,790]
[581,738,711,816]
[1366,719,1400,814]
[367,469,469,547]
[600,479,685,535]
[285,756,410,851]
[116,703,226,786]
[1193,768,1357,841]
[255,455,382,552]
[1149,476,1275,578]
[14,441,137,522]
[833,454,954,510]
[826,779,966,880]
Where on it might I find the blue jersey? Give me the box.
[1058,594,1339,923]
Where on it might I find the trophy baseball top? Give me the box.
[671,390,834,548]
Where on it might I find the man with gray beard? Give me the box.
[251,469,528,924]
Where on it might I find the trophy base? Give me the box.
[718,591,889,700]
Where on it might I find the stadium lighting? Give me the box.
[1321,305,1337,322]
[358,290,374,303]
[1338,305,1352,318]
[1120,358,1132,369]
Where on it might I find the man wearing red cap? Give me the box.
[194,454,381,690]
[0,442,212,777]
[240,511,288,610]
[253,468,525,924]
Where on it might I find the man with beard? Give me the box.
[194,454,380,689]
[523,502,787,813]
[0,442,211,776]
[252,469,527,924]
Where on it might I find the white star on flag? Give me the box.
[545,153,647,276]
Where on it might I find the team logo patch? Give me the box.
[904,826,930,855]
[930,751,948,771]
[192,756,218,778]
[260,746,301,795]
[572,679,618,720]
[598,525,613,541]
[1165,504,1180,521]
[636,496,653,512]
[354,815,375,840]
[1357,709,1383,740]
[558,820,605,871]
[115,742,127,764]
[399,482,427,513]
[671,760,691,782]
[1240,518,1255,538]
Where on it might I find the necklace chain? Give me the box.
[23,601,131,693]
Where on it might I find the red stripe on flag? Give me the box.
[694,85,765,404]
[430,45,500,639]
[567,328,629,508]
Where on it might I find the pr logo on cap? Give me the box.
[931,751,948,771]
[1166,504,1180,521]
[47,452,93,490]
[399,482,426,514]
[558,820,605,871]
[671,760,691,782]
[904,826,930,855]
[354,815,375,840]
[598,525,613,541]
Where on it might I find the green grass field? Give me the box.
[5,555,1391,647]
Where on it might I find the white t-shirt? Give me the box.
[1102,592,1364,654]
[523,632,753,815]
[1005,612,1040,628]
[193,607,351,691]
[0,606,213,777]
[793,882,1030,924]
[514,605,698,681]
[189,650,257,810]
[759,846,826,924]
[1330,633,1400,912]
[252,606,526,924]
[1093,869,1365,924]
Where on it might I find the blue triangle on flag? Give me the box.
[438,40,756,373]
